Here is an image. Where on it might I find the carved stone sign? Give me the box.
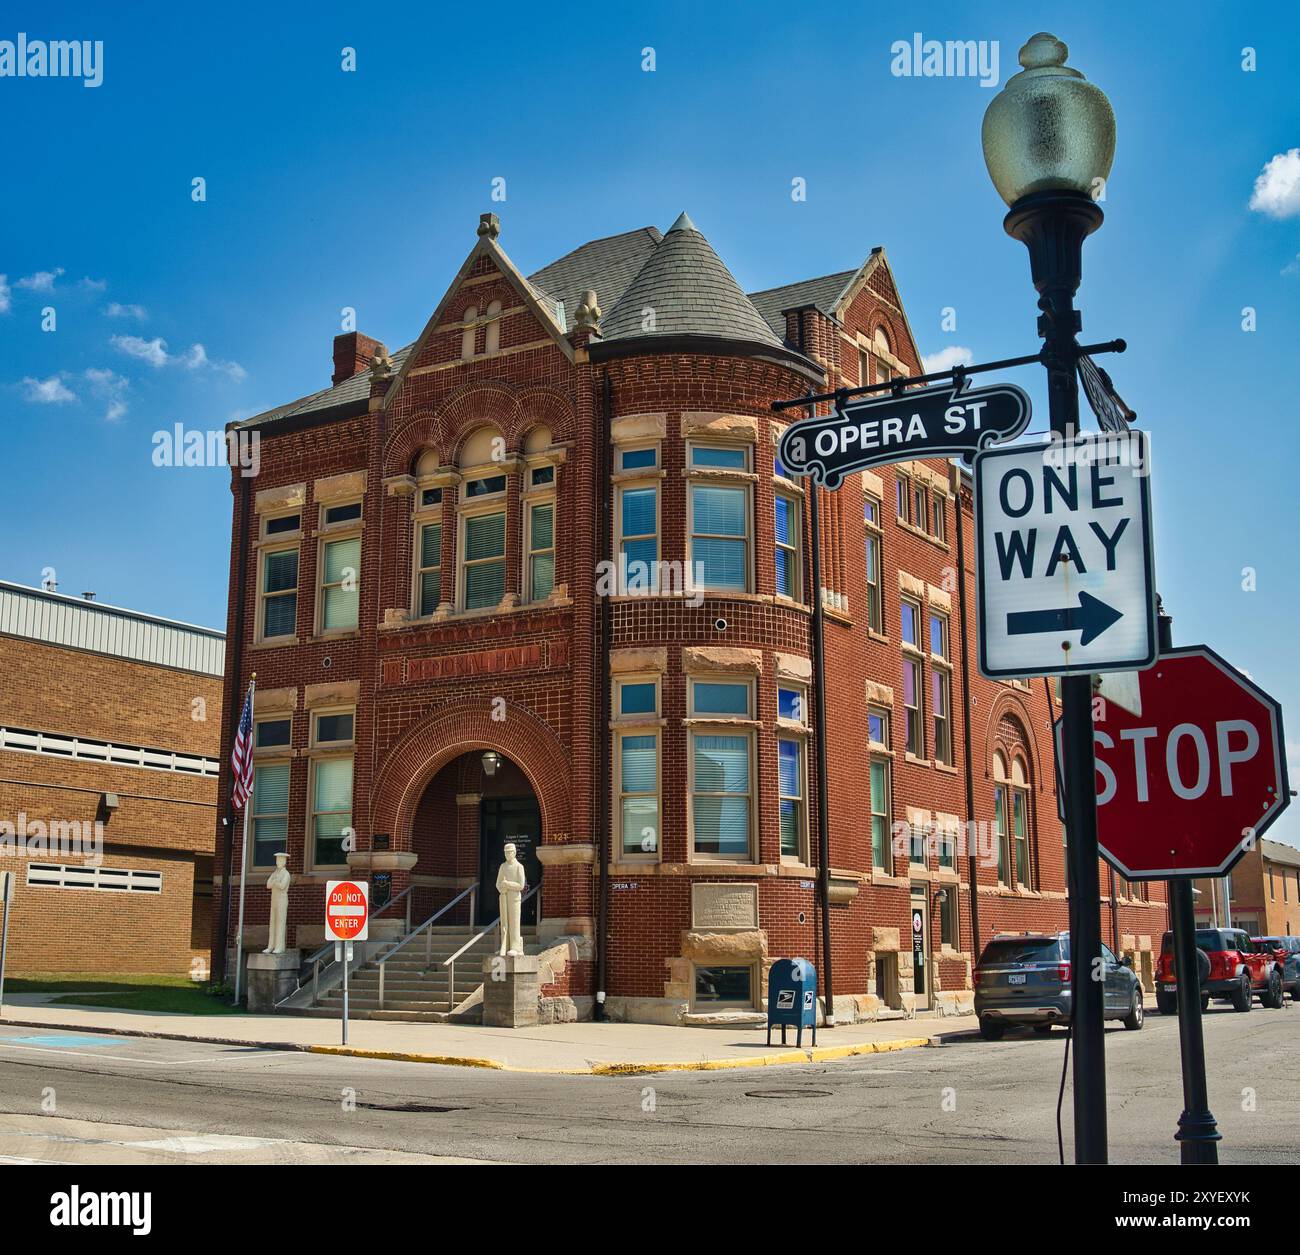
[382,639,569,687]
[691,883,759,931]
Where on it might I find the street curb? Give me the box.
[0,1014,965,1075]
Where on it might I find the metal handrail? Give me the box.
[442,884,540,1011]
[375,885,478,1010]
[276,883,417,1008]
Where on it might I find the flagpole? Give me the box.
[232,673,256,1007]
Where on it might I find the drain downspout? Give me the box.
[594,370,613,1019]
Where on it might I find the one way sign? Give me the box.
[975,431,1157,679]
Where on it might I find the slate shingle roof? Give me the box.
[238,216,843,431]
[526,226,663,328]
[599,212,785,349]
[748,269,859,340]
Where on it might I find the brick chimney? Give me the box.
[332,331,386,386]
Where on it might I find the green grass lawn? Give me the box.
[5,972,242,1015]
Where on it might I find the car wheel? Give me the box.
[1123,990,1144,1030]
[1200,994,1210,1013]
[979,1016,1005,1041]
[1264,970,1284,1009]
[1156,990,1177,1016]
[1232,972,1252,1013]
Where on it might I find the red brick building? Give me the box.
[0,581,223,977]
[215,212,1167,1022]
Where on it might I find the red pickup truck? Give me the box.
[1155,927,1284,1014]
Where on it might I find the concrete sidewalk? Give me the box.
[0,994,979,1074]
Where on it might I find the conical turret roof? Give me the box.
[600,212,787,351]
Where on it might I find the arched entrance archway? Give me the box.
[410,750,542,925]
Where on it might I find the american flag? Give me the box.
[230,682,255,809]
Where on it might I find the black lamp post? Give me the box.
[982,32,1116,1165]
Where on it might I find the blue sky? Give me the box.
[4,2,1298,839]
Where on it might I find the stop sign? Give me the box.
[1078,646,1290,879]
[325,879,369,942]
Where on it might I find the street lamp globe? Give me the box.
[481,750,501,777]
[981,32,1116,207]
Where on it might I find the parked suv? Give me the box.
[1253,936,1300,1001]
[973,932,1144,1041]
[1156,928,1284,1014]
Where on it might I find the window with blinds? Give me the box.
[690,484,748,592]
[778,738,804,859]
[463,510,506,609]
[418,521,442,616]
[619,485,657,588]
[312,757,353,867]
[320,536,360,630]
[261,548,298,639]
[527,501,555,601]
[252,762,289,867]
[691,734,752,859]
[774,493,801,601]
[619,733,659,857]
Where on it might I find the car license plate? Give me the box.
[1008,973,1027,985]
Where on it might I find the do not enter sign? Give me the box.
[1063,646,1291,880]
[325,880,369,942]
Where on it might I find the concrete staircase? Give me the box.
[300,925,537,1024]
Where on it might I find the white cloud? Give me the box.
[84,368,129,422]
[79,276,108,292]
[112,334,170,367]
[111,334,243,380]
[16,267,65,292]
[921,345,974,375]
[105,301,147,319]
[0,275,9,315]
[1249,148,1300,219]
[22,374,76,404]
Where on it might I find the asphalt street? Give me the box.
[0,1005,1295,1165]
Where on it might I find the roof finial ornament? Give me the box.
[369,349,393,381]
[478,212,500,240]
[574,289,602,332]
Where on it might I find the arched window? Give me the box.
[484,300,503,355]
[461,307,478,361]
[412,449,445,617]
[522,425,556,602]
[992,747,1032,889]
[455,426,508,611]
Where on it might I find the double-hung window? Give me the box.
[930,611,953,766]
[526,500,555,601]
[901,597,924,757]
[993,752,1032,888]
[417,521,442,615]
[614,678,660,859]
[774,493,802,601]
[864,495,883,632]
[689,678,754,860]
[260,547,298,640]
[309,709,354,869]
[688,445,751,593]
[868,707,892,872]
[250,761,289,868]
[460,474,507,611]
[320,535,360,632]
[777,684,808,861]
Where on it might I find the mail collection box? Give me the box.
[767,957,817,1046]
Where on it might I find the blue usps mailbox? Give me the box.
[767,958,817,1046]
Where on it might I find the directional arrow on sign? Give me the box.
[1007,591,1123,646]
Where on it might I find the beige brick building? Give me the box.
[0,581,223,977]
[1195,838,1300,938]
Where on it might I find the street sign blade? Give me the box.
[776,378,1031,488]
[975,430,1157,679]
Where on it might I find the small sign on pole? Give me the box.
[325,880,368,1045]
[975,430,1157,679]
[0,870,12,1015]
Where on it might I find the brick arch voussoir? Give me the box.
[515,386,575,444]
[440,383,523,457]
[981,690,1046,787]
[371,701,572,852]
[385,411,443,478]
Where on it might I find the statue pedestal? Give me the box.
[481,954,540,1028]
[246,950,301,1012]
